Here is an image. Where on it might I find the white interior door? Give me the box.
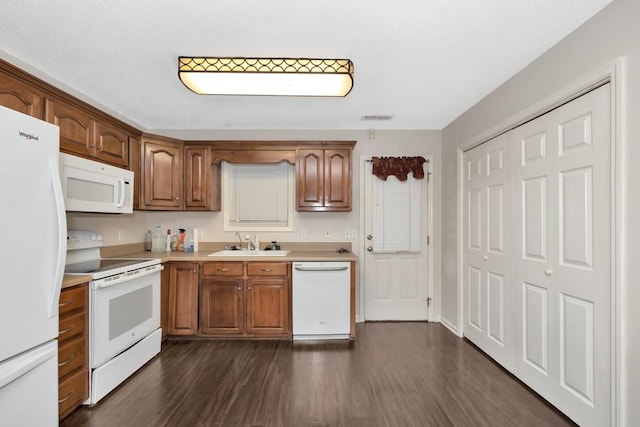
[511,84,611,427]
[363,159,430,320]
[462,133,513,370]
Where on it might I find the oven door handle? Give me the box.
[92,265,164,290]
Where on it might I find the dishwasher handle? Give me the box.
[294,266,349,272]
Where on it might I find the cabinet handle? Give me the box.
[59,299,74,307]
[217,268,229,272]
[97,145,103,151]
[237,286,242,290]
[193,270,197,273]
[58,389,75,404]
[248,286,252,290]
[89,143,96,148]
[59,325,75,336]
[175,196,179,201]
[261,268,273,272]
[58,354,75,367]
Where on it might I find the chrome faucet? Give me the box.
[245,233,260,251]
[234,232,243,249]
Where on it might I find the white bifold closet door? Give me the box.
[463,133,513,370]
[511,84,611,427]
[462,83,611,427]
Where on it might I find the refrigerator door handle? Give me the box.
[0,341,57,390]
[49,158,67,319]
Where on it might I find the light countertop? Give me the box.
[107,250,358,263]
[62,274,92,289]
[62,243,357,289]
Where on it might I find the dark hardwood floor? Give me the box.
[61,323,576,427]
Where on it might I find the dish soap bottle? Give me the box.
[144,230,152,251]
[165,229,172,252]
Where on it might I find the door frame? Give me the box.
[455,58,625,426]
[358,154,435,323]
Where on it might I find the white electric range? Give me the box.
[64,230,163,405]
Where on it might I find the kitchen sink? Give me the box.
[208,250,291,257]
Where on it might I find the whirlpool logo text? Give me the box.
[18,131,39,141]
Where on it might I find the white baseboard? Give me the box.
[440,317,462,337]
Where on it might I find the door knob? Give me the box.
[545,269,553,276]
[367,246,373,252]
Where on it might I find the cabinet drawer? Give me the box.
[58,369,88,419]
[202,262,244,276]
[58,337,86,380]
[59,286,87,316]
[59,311,85,344]
[247,262,288,276]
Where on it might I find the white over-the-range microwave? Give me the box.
[59,153,134,214]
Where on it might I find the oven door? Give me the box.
[90,269,160,368]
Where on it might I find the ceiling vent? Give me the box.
[361,115,393,121]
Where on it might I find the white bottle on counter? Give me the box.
[151,225,164,252]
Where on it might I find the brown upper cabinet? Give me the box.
[138,140,219,211]
[184,145,220,211]
[45,98,129,168]
[140,135,183,210]
[0,72,45,119]
[296,148,352,212]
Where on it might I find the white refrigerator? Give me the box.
[0,106,67,426]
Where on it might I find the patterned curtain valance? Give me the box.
[371,156,427,181]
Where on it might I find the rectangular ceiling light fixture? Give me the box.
[178,57,354,97]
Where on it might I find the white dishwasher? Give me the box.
[292,262,351,340]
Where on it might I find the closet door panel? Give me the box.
[512,84,611,427]
[462,133,512,370]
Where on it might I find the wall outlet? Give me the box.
[344,230,358,239]
[324,231,331,239]
[298,230,307,238]
[117,230,124,242]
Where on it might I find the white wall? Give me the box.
[440,0,639,424]
[69,129,442,321]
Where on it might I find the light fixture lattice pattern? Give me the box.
[179,57,353,75]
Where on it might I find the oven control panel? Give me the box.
[67,230,104,250]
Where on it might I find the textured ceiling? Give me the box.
[0,0,612,136]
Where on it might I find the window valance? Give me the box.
[371,156,427,181]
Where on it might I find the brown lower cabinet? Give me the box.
[167,261,291,339]
[167,262,199,335]
[58,284,89,420]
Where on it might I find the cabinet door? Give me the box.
[296,148,352,212]
[323,148,351,211]
[46,98,95,159]
[141,137,183,209]
[184,145,213,210]
[0,73,44,119]
[200,278,244,335]
[296,149,324,209]
[168,263,199,335]
[245,277,290,337]
[94,120,129,167]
